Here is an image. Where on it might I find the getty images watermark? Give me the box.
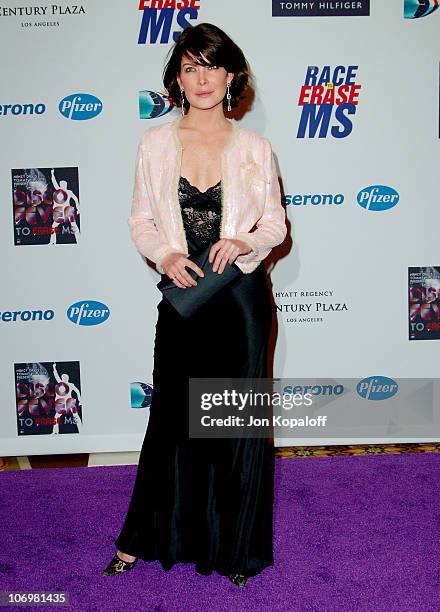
[188,377,440,439]
[189,378,324,439]
[198,386,326,430]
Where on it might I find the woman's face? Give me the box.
[177,52,234,111]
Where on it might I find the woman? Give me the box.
[103,23,287,587]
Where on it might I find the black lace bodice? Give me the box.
[178,175,222,251]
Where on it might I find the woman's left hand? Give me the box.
[209,238,252,273]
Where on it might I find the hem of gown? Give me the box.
[135,554,274,578]
[114,538,274,578]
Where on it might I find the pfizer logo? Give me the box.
[67,300,110,326]
[139,90,173,119]
[356,376,398,400]
[59,93,103,120]
[357,185,399,211]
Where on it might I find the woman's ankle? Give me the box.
[117,550,137,563]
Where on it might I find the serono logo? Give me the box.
[357,185,399,211]
[283,384,344,396]
[0,308,54,322]
[67,300,110,326]
[285,193,344,206]
[59,93,103,120]
[0,102,46,117]
[356,376,398,400]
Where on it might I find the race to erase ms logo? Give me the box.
[137,0,200,45]
[404,0,439,18]
[297,65,362,139]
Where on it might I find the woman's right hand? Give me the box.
[162,252,205,288]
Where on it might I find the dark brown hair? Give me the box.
[162,23,251,112]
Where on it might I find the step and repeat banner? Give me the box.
[1,1,439,455]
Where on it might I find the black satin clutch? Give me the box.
[156,239,243,318]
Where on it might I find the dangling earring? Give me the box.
[180,88,185,116]
[226,81,232,112]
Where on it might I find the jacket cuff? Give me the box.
[234,232,260,262]
[156,246,184,275]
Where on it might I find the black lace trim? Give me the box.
[178,176,222,246]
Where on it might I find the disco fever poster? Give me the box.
[15,361,83,435]
[12,167,80,245]
[408,266,440,340]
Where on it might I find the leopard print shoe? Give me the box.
[227,573,248,587]
[102,552,138,576]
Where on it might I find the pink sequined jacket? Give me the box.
[128,115,288,274]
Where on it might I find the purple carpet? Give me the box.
[1,453,440,611]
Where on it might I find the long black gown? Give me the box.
[115,175,275,578]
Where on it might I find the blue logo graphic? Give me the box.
[67,301,110,326]
[131,382,154,409]
[357,376,398,400]
[139,90,173,119]
[282,384,344,396]
[285,193,344,206]
[297,65,362,139]
[1,308,54,323]
[357,185,399,211]
[0,103,45,117]
[59,94,103,120]
[404,0,439,19]
[137,2,195,45]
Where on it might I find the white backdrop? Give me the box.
[1,0,439,455]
